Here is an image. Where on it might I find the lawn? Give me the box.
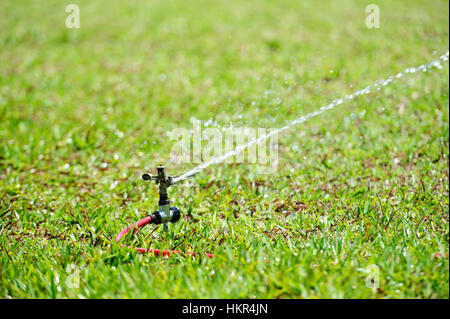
[0,0,448,298]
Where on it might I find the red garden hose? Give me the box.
[115,215,214,258]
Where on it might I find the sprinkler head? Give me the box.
[142,166,180,229]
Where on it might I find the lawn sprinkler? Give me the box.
[114,166,213,258]
[142,165,180,232]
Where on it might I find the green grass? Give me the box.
[0,0,449,298]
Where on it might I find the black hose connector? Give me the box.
[150,207,181,225]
